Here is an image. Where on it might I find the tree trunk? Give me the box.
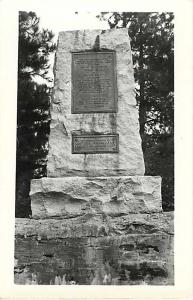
[15,170,32,218]
[138,23,146,152]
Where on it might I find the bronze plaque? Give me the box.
[72,134,119,154]
[72,52,117,113]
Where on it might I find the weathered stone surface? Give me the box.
[47,28,145,177]
[14,212,174,285]
[30,176,162,218]
[15,212,174,238]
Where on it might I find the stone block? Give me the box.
[30,176,162,218]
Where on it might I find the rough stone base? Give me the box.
[30,176,162,218]
[14,212,174,285]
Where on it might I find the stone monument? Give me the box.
[15,28,174,285]
[30,28,162,218]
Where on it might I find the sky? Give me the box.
[38,11,109,41]
[22,10,110,84]
[23,9,110,42]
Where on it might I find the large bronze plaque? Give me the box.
[72,52,117,113]
[72,134,119,154]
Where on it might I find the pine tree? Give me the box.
[16,11,56,217]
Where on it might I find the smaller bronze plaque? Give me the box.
[72,134,119,154]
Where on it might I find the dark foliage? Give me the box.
[16,11,56,217]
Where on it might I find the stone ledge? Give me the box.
[30,176,162,218]
[15,212,173,238]
[15,213,174,285]
[14,217,174,285]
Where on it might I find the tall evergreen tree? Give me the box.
[98,12,174,210]
[16,11,56,217]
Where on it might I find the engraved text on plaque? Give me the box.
[72,134,119,154]
[72,52,117,113]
